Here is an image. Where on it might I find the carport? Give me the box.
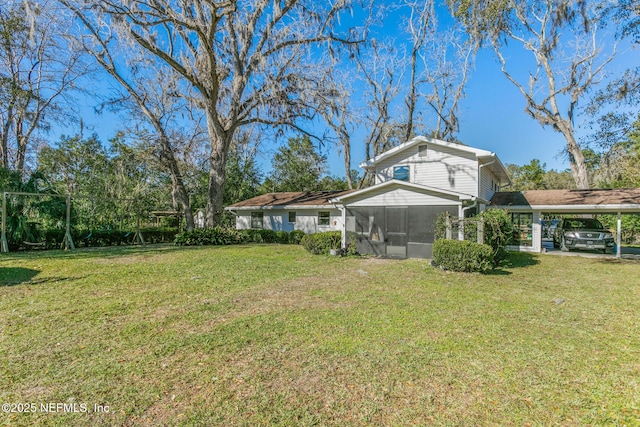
[490,188,640,258]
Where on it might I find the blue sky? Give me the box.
[59,2,637,181]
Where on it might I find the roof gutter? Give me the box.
[224,205,340,211]
[462,197,478,217]
[492,204,640,213]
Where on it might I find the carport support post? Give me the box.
[616,212,622,258]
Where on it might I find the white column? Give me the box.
[458,205,464,241]
[532,211,542,253]
[616,212,622,258]
[340,206,347,250]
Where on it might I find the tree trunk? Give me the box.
[204,110,231,227]
[405,45,419,143]
[557,121,590,189]
[16,135,26,175]
[343,136,353,189]
[156,135,194,230]
[206,147,228,227]
[173,181,194,231]
[1,107,11,169]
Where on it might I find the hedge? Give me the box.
[173,227,247,246]
[12,227,178,251]
[174,228,307,246]
[300,231,342,255]
[432,239,494,273]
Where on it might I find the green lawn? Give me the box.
[1,245,639,426]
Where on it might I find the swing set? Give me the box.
[0,192,146,253]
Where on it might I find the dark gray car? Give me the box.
[553,218,614,253]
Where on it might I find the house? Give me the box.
[226,136,511,258]
[225,190,354,234]
[328,136,511,258]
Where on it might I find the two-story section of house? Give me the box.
[329,136,511,258]
[225,136,510,258]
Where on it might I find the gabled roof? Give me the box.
[490,188,640,212]
[330,179,475,204]
[359,135,511,185]
[224,190,355,210]
[360,136,492,167]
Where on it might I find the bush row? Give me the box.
[173,228,306,246]
[242,229,306,244]
[432,239,494,273]
[12,227,178,250]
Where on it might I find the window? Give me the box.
[288,211,296,223]
[251,212,263,229]
[318,211,331,226]
[510,212,533,247]
[418,144,428,157]
[393,165,410,181]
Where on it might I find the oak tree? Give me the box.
[65,0,361,226]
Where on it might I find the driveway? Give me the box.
[541,239,640,259]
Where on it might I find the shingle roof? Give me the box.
[225,190,355,209]
[360,135,495,169]
[491,188,640,208]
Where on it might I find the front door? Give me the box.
[385,207,407,258]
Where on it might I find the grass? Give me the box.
[0,244,639,426]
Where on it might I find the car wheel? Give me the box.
[560,237,570,252]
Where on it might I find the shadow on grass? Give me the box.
[0,267,40,286]
[0,243,184,262]
[487,252,540,276]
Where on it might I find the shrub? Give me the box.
[175,228,306,247]
[301,231,342,255]
[432,239,494,273]
[241,229,264,243]
[274,230,290,244]
[255,229,276,243]
[289,230,306,244]
[434,211,478,241]
[174,227,246,246]
[480,208,514,265]
[141,228,179,244]
[346,234,359,256]
[435,209,513,266]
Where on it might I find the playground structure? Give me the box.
[1,191,151,253]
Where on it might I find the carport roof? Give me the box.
[491,188,640,212]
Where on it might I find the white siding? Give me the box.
[235,209,342,234]
[479,166,500,202]
[236,212,251,229]
[375,143,478,196]
[295,210,342,234]
[345,185,461,207]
